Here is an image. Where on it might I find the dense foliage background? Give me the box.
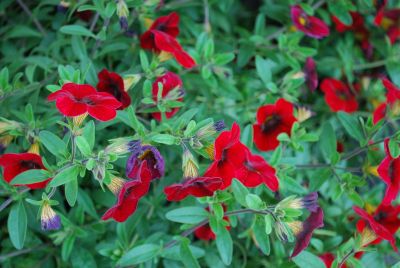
[1,0,400,267]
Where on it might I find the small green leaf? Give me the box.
[151,134,178,145]
[39,130,67,158]
[49,165,80,187]
[231,179,249,207]
[337,112,365,144]
[8,201,27,249]
[388,138,400,158]
[214,221,233,265]
[180,239,201,268]
[118,244,162,266]
[292,250,326,268]
[75,136,92,157]
[246,194,263,210]
[166,207,208,224]
[60,25,95,38]
[253,215,270,255]
[10,169,49,185]
[65,178,78,207]
[319,122,337,162]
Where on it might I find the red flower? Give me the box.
[253,98,297,151]
[140,12,196,69]
[356,203,400,250]
[194,206,230,241]
[47,83,121,121]
[0,153,51,189]
[373,103,387,125]
[304,57,318,91]
[374,0,387,25]
[96,69,131,110]
[320,78,358,113]
[102,161,152,222]
[164,176,223,201]
[291,5,330,39]
[373,78,400,124]
[236,151,279,191]
[353,205,398,251]
[319,253,336,268]
[151,72,184,121]
[204,123,248,189]
[290,207,324,258]
[377,138,400,205]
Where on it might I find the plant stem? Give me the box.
[0,243,49,261]
[16,0,47,36]
[163,208,272,250]
[0,188,29,213]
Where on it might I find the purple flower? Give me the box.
[304,57,318,91]
[126,144,165,180]
[213,120,226,132]
[41,203,61,231]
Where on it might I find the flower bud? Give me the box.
[205,144,215,160]
[182,149,199,178]
[196,120,225,140]
[41,202,61,231]
[73,112,88,127]
[278,192,319,212]
[123,74,142,91]
[117,0,129,31]
[360,227,378,247]
[107,176,126,195]
[0,135,13,153]
[105,139,141,155]
[0,119,22,134]
[158,51,174,62]
[365,165,379,177]
[296,107,313,123]
[28,142,40,155]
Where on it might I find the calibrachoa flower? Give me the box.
[204,122,248,189]
[102,161,152,222]
[377,138,400,205]
[96,69,131,110]
[126,143,165,180]
[47,83,122,121]
[290,5,329,39]
[320,78,358,113]
[289,207,324,258]
[236,151,279,191]
[374,78,400,124]
[0,153,50,189]
[152,72,184,121]
[304,57,318,91]
[253,98,297,151]
[194,206,230,241]
[353,205,398,251]
[41,202,61,231]
[356,203,400,250]
[140,12,196,68]
[164,176,223,201]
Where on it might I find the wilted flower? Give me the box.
[28,142,40,155]
[196,120,225,140]
[304,57,318,91]
[41,202,61,231]
[126,143,165,180]
[106,176,126,195]
[296,107,313,123]
[116,0,129,31]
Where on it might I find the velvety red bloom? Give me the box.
[126,144,165,180]
[291,207,324,258]
[164,176,223,201]
[377,139,400,205]
[140,12,196,68]
[47,83,121,121]
[374,0,387,25]
[151,72,184,121]
[97,69,131,110]
[356,203,400,250]
[0,153,50,189]
[291,5,330,39]
[253,98,297,151]
[320,78,358,113]
[304,57,318,91]
[373,78,400,124]
[353,205,398,251]
[236,151,279,191]
[204,123,248,189]
[194,206,230,241]
[102,161,152,222]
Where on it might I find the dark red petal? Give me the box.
[87,105,117,121]
[55,96,88,117]
[173,49,196,69]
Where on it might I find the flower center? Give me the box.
[80,97,95,105]
[374,211,387,221]
[299,16,308,27]
[261,114,281,132]
[20,160,41,169]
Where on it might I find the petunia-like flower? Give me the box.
[289,207,324,258]
[102,161,152,222]
[140,12,196,68]
[47,83,122,121]
[126,143,165,180]
[96,69,131,110]
[353,205,398,251]
[236,151,279,191]
[290,5,330,39]
[151,72,184,121]
[253,98,297,151]
[304,57,318,91]
[0,153,50,189]
[355,203,400,250]
[41,202,61,231]
[320,78,358,113]
[204,122,248,189]
[377,138,400,205]
[194,206,230,241]
[164,176,223,201]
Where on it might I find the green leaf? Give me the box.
[180,239,201,268]
[246,194,263,210]
[328,1,353,26]
[214,221,233,265]
[82,120,95,150]
[8,201,27,249]
[292,250,326,268]
[319,122,337,162]
[151,134,178,145]
[62,235,76,261]
[65,178,78,207]
[253,215,270,255]
[140,50,149,71]
[39,130,67,158]
[337,112,365,143]
[231,179,249,207]
[75,136,92,157]
[77,189,98,218]
[255,56,276,87]
[389,138,400,158]
[60,25,95,38]
[166,207,208,224]
[49,165,80,187]
[10,169,49,185]
[118,244,161,266]
[214,53,235,65]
